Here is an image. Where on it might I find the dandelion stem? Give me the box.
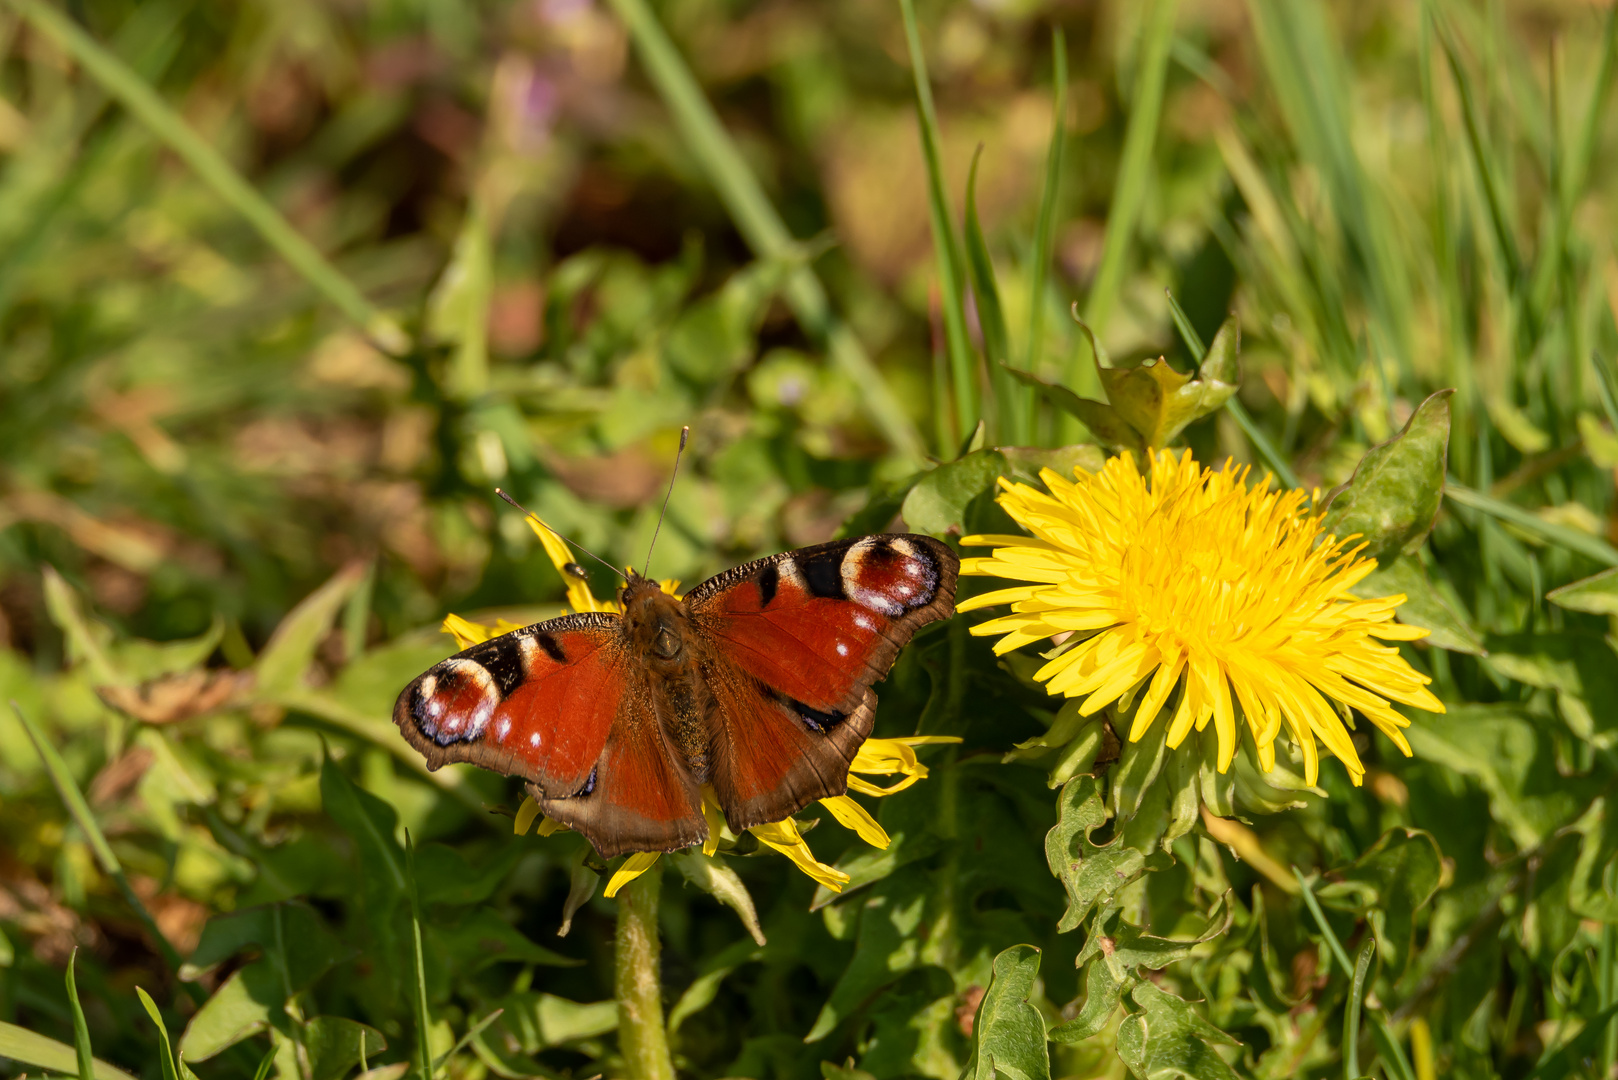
[615,864,675,1080]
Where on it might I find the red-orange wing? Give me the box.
[684,534,958,830]
[392,612,625,798]
[533,672,707,859]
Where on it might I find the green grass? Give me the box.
[4,2,1618,1079]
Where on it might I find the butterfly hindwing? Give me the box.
[393,612,624,797]
[686,534,958,829]
[532,669,707,858]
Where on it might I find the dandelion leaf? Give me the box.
[854,966,955,1078]
[902,448,1008,536]
[1569,798,1618,922]
[1074,318,1237,448]
[471,990,617,1070]
[1000,444,1107,484]
[1000,365,1146,455]
[1320,389,1453,564]
[303,1017,386,1080]
[1053,898,1233,1046]
[960,944,1051,1080]
[1046,776,1170,933]
[1405,704,1590,849]
[1316,828,1442,974]
[430,908,581,975]
[804,875,929,1042]
[1115,982,1239,1080]
[180,965,281,1062]
[1484,631,1618,745]
[1197,314,1240,385]
[1354,555,1484,654]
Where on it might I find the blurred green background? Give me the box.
[6,0,1618,1077]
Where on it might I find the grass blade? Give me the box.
[0,1021,136,1080]
[1024,28,1068,439]
[900,0,977,448]
[1343,938,1376,1079]
[1082,0,1178,339]
[0,0,406,352]
[251,1044,278,1080]
[430,1009,503,1073]
[964,147,1016,443]
[1444,482,1618,567]
[135,988,181,1080]
[1164,290,1300,489]
[11,702,188,983]
[604,0,922,461]
[1293,866,1354,975]
[65,950,94,1080]
[405,832,434,1080]
[1434,14,1522,285]
[1370,1013,1418,1080]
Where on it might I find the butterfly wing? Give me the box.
[685,534,958,830]
[393,610,706,858]
[393,612,627,796]
[532,667,706,858]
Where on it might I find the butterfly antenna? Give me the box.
[494,489,628,584]
[643,426,689,578]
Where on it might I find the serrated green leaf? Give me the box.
[960,944,1050,1080]
[1354,555,1484,654]
[1000,365,1147,455]
[1568,798,1618,922]
[1321,389,1453,563]
[181,902,348,984]
[1078,319,1237,449]
[1116,982,1239,1080]
[901,449,1007,536]
[1045,776,1170,933]
[306,1017,387,1080]
[1197,314,1240,384]
[1049,950,1126,1045]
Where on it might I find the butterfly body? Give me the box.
[394,535,959,858]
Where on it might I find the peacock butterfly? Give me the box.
[392,534,959,858]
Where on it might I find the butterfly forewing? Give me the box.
[393,612,625,796]
[687,534,959,830]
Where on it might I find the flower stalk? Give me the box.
[614,864,676,1080]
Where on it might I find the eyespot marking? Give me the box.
[412,658,498,745]
[840,537,938,617]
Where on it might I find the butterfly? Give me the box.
[392,534,959,858]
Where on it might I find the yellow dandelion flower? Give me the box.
[957,449,1444,786]
[449,510,957,893]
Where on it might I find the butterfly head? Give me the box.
[620,571,687,666]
